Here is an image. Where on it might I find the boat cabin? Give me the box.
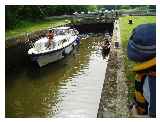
[29,27,79,54]
[53,27,78,36]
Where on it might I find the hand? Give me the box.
[130,105,149,118]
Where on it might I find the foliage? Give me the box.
[6,5,98,30]
[97,5,155,11]
[6,18,71,39]
[6,5,155,30]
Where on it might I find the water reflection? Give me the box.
[6,34,108,117]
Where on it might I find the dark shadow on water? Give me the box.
[6,46,79,84]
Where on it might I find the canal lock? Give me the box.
[6,23,114,74]
[6,22,114,117]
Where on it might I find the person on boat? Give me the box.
[127,24,156,117]
[47,29,54,48]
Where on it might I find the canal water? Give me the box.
[6,34,108,118]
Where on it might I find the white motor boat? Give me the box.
[28,27,80,67]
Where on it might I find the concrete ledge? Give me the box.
[97,20,129,118]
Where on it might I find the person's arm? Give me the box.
[148,76,156,117]
[47,33,49,38]
[143,76,156,117]
[108,42,111,48]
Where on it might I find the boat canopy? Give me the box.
[53,27,70,30]
[28,27,79,55]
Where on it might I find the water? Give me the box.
[6,35,108,118]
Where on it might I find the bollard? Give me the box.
[114,41,120,48]
[128,19,133,24]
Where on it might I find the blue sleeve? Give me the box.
[148,76,156,117]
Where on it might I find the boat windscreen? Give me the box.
[55,29,69,35]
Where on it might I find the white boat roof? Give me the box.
[54,27,70,30]
[28,35,78,55]
[35,35,67,44]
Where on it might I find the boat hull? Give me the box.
[30,39,79,67]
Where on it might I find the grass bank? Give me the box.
[119,16,156,102]
[6,18,71,40]
[120,16,156,49]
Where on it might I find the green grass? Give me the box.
[6,18,71,40]
[120,16,156,77]
[120,16,156,49]
[119,16,156,102]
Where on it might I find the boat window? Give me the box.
[62,39,67,44]
[65,29,69,34]
[69,29,75,35]
[55,29,67,35]
[75,30,79,35]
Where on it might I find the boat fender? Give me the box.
[62,50,66,57]
[32,55,38,61]
[76,37,80,45]
[72,44,75,49]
